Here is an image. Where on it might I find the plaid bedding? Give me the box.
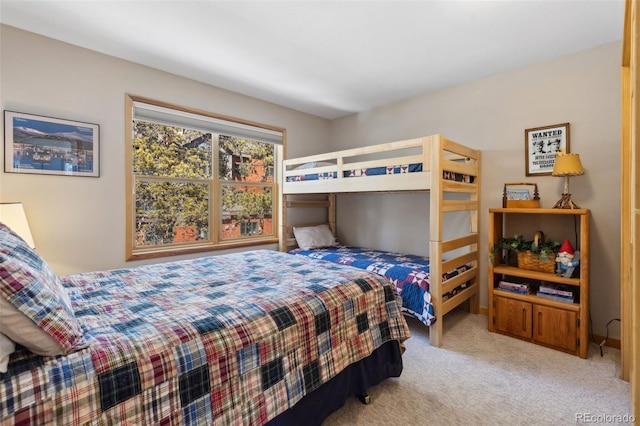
[286,163,474,183]
[0,250,410,425]
[290,246,470,326]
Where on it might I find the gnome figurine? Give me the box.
[556,239,580,277]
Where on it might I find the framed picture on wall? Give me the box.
[4,110,100,177]
[525,122,570,176]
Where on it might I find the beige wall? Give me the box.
[330,42,622,339]
[0,25,330,274]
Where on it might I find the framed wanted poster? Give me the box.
[525,123,570,176]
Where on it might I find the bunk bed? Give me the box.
[0,223,410,425]
[280,134,480,347]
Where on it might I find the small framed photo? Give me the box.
[506,188,531,201]
[4,110,100,177]
[525,123,569,176]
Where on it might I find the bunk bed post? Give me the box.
[279,193,288,252]
[429,135,444,347]
[468,154,480,315]
[429,240,444,347]
[328,193,337,237]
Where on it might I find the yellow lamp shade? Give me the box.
[552,153,584,177]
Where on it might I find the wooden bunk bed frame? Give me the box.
[279,134,480,347]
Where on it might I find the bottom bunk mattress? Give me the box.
[0,249,410,425]
[290,245,470,326]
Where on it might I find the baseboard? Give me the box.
[476,307,620,350]
[592,333,621,350]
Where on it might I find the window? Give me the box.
[125,95,284,260]
[240,221,259,235]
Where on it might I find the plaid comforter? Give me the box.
[290,246,470,326]
[0,250,410,425]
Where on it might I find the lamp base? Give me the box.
[553,193,581,209]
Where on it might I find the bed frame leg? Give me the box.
[470,292,480,314]
[358,394,371,405]
[430,320,443,347]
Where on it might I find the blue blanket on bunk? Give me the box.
[286,163,422,181]
[286,163,474,184]
[289,245,470,326]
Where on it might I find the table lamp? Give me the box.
[552,153,584,209]
[0,202,35,248]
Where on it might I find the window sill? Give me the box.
[127,237,279,261]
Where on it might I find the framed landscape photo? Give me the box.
[525,122,569,176]
[4,110,100,177]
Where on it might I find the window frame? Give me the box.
[125,94,284,261]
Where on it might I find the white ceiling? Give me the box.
[0,1,626,119]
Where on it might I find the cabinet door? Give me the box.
[533,305,577,352]
[494,296,532,338]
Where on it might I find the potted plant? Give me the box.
[491,233,561,273]
[490,234,528,266]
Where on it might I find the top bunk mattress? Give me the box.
[285,162,474,183]
[282,135,479,194]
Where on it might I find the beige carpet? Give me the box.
[324,309,631,425]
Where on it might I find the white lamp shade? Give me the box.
[0,203,35,248]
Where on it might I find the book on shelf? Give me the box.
[535,291,574,303]
[498,280,530,294]
[538,283,574,298]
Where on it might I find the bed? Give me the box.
[0,223,410,425]
[280,134,480,347]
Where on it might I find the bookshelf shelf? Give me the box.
[492,289,580,312]
[492,265,581,286]
[488,208,589,358]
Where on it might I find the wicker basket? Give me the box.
[516,231,556,273]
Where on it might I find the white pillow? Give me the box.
[0,297,64,356]
[0,332,15,373]
[293,224,337,250]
